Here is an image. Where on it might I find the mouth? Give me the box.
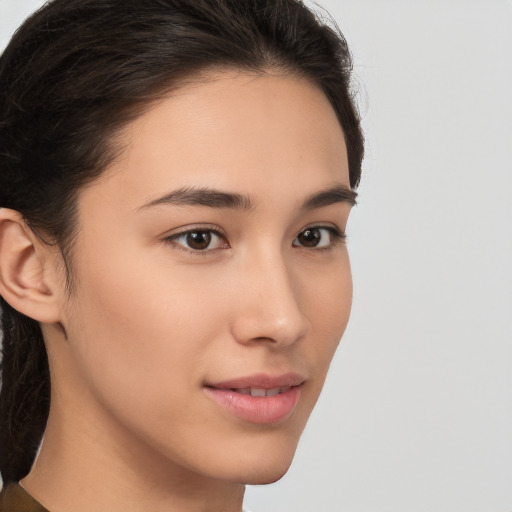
[204,373,305,424]
[223,386,294,397]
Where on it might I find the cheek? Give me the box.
[302,253,352,376]
[64,243,230,419]
[307,251,352,331]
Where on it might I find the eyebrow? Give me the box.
[301,184,358,209]
[139,183,357,211]
[139,186,253,211]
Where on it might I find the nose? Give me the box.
[229,250,310,348]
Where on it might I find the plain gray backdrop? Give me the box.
[1,1,511,511]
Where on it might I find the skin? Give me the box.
[1,70,354,512]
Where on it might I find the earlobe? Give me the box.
[0,208,62,323]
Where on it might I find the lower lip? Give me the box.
[204,386,302,424]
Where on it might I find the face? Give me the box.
[49,70,354,485]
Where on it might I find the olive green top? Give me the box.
[0,483,49,512]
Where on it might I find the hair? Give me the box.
[0,0,364,484]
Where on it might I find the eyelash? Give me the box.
[162,225,346,255]
[163,226,228,255]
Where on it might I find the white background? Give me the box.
[1,1,511,511]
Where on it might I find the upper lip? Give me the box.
[206,372,306,390]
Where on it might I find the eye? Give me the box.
[165,228,228,252]
[292,226,344,249]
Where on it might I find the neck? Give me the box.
[20,336,246,512]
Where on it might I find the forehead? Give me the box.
[82,70,349,213]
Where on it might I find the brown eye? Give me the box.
[186,231,212,250]
[293,227,342,249]
[166,228,227,252]
[296,228,322,247]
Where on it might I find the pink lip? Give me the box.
[204,373,305,425]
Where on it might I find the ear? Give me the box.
[0,208,63,323]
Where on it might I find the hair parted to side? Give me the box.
[0,0,364,484]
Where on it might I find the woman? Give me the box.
[0,1,363,511]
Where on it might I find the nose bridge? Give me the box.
[230,244,309,347]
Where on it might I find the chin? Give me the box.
[210,409,311,485]
[242,466,291,486]
[228,437,300,485]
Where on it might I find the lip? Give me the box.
[204,373,305,425]
[207,372,305,390]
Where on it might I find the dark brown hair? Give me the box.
[0,0,364,483]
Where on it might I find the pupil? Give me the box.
[186,231,211,250]
[299,228,320,247]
